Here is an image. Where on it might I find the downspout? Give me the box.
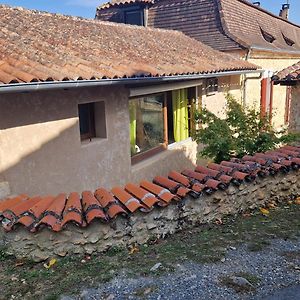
[243,48,263,106]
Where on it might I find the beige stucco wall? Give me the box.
[246,51,300,128]
[202,75,242,118]
[290,85,300,132]
[0,86,200,197]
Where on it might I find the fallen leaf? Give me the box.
[287,200,293,205]
[215,218,223,225]
[260,208,269,216]
[267,201,277,209]
[15,261,24,267]
[129,246,139,255]
[295,197,300,205]
[43,258,57,269]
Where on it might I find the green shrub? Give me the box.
[194,94,299,163]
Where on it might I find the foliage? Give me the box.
[194,94,300,163]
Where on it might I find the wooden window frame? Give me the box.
[78,102,96,141]
[131,88,198,165]
[131,93,168,165]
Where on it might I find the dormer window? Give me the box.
[282,33,295,46]
[124,9,144,25]
[260,27,276,43]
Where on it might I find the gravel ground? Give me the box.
[63,238,300,300]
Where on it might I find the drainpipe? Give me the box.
[243,48,263,106]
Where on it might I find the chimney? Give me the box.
[279,3,290,19]
[252,2,260,6]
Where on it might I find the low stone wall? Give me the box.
[1,171,299,262]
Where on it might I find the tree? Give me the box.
[194,94,299,163]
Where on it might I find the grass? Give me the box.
[219,271,261,293]
[0,201,299,300]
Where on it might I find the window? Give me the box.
[130,94,165,157]
[130,88,198,163]
[260,27,276,43]
[206,78,218,95]
[282,33,295,46]
[78,101,107,141]
[124,10,143,25]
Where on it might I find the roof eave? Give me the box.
[250,45,300,55]
[0,69,261,94]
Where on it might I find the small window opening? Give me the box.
[282,33,295,46]
[260,27,276,43]
[78,101,107,141]
[206,78,218,95]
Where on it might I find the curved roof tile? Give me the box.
[0,145,299,233]
[0,5,257,85]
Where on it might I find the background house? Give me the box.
[0,5,258,197]
[272,61,300,132]
[96,0,300,128]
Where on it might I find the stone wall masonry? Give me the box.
[1,171,299,262]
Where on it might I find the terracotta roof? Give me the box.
[0,5,257,85]
[100,0,154,10]
[1,145,299,233]
[272,61,300,82]
[96,0,300,53]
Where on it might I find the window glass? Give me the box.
[125,10,143,25]
[78,103,95,140]
[130,94,164,156]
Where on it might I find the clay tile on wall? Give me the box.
[82,191,107,224]
[125,183,159,209]
[0,194,28,214]
[168,171,190,187]
[153,176,179,194]
[195,165,219,178]
[181,169,209,183]
[62,192,84,227]
[37,194,67,232]
[140,180,179,203]
[2,196,42,221]
[95,188,127,219]
[111,186,147,213]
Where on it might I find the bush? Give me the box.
[194,94,299,163]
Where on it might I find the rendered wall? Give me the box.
[246,52,300,128]
[0,86,200,197]
[202,75,242,119]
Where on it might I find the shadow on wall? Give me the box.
[0,120,201,197]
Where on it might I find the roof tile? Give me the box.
[0,5,257,85]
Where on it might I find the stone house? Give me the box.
[272,61,300,132]
[0,5,259,197]
[96,0,300,128]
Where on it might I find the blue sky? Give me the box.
[1,0,299,24]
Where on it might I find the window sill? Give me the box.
[167,137,193,150]
[131,144,166,165]
[80,137,107,147]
